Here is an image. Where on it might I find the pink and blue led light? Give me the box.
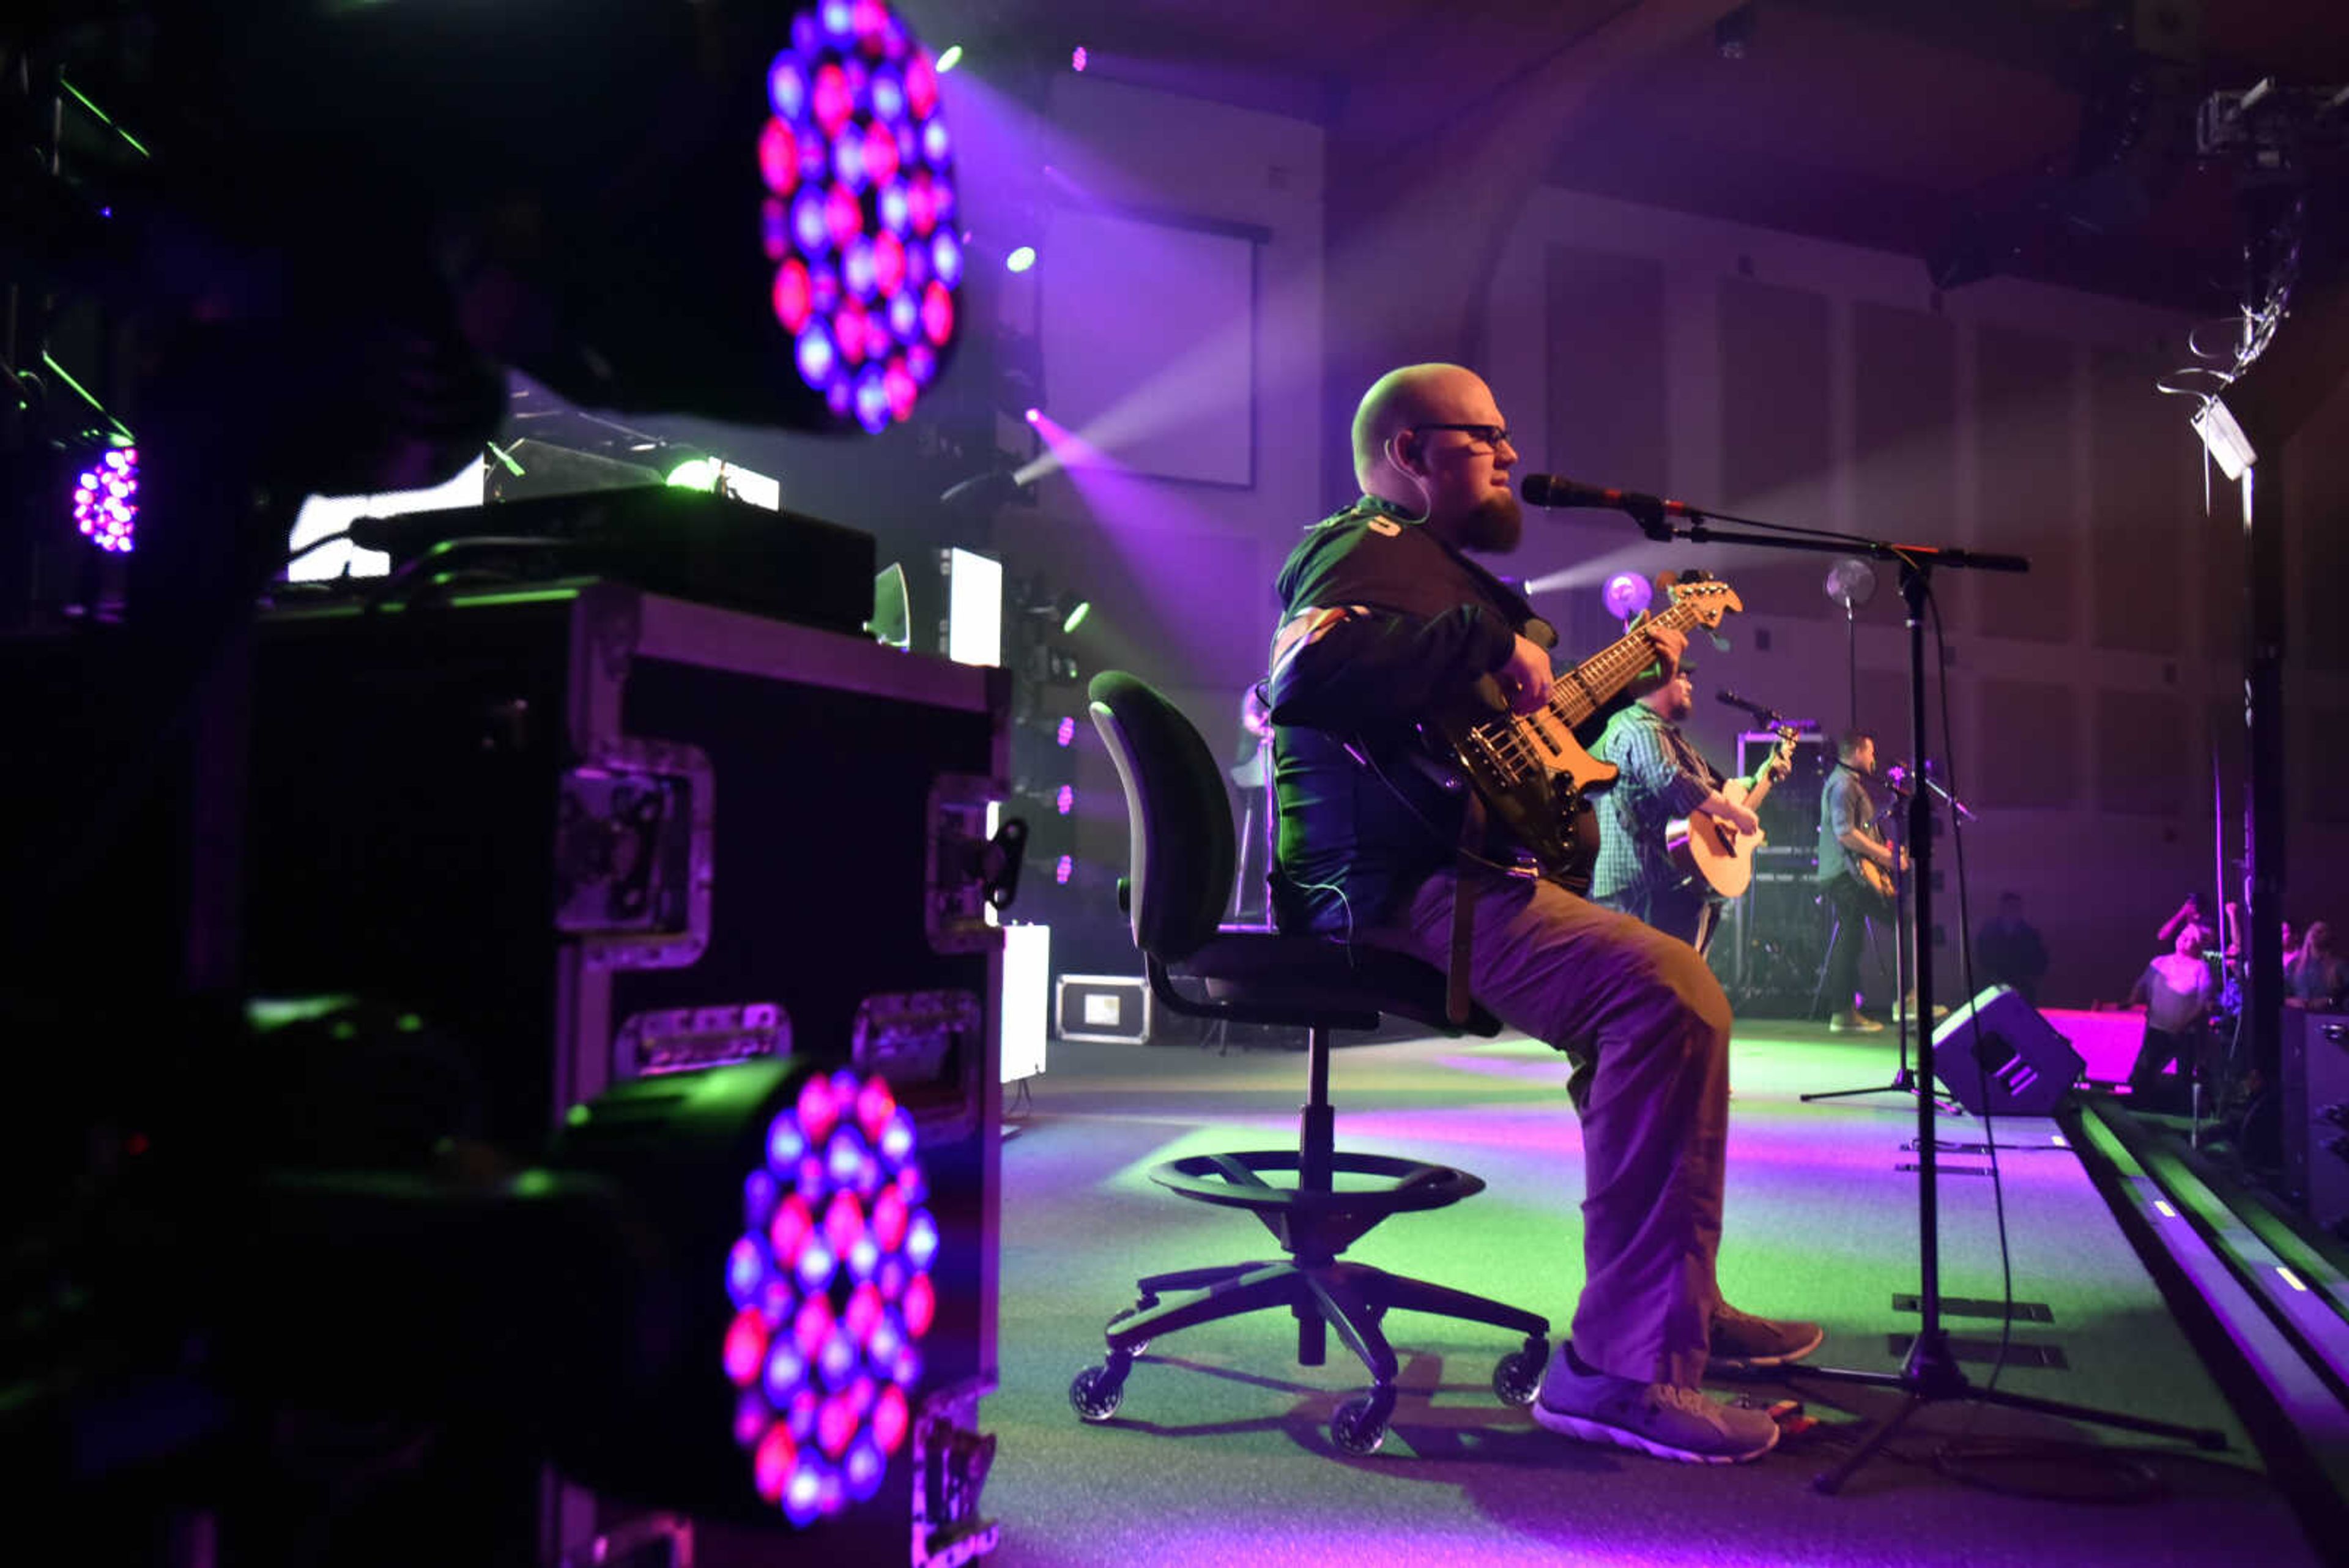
[761,1,958,434]
[73,447,138,553]
[726,1067,935,1528]
[1055,784,1075,817]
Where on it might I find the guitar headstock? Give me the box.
[1664,576,1742,627]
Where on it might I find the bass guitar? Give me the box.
[1664,724,1797,900]
[1424,578,1743,890]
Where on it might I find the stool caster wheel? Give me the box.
[1070,1362,1127,1423]
[1492,1342,1546,1407]
[1331,1388,1395,1455]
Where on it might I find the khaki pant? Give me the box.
[1367,868,1732,1389]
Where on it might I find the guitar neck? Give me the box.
[1546,600,1714,727]
[1740,732,1797,811]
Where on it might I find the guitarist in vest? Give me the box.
[1588,662,1764,956]
[1815,730,1906,1034]
[1264,363,1818,1468]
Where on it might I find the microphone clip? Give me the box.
[1625,498,1674,542]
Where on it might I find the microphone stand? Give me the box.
[1913,768,1978,823]
[1614,497,2227,1493]
[1844,592,1859,734]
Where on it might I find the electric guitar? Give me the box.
[1424,578,1743,891]
[1852,849,1900,905]
[1665,724,1797,900]
[1849,778,1906,905]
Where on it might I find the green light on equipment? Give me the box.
[667,457,723,491]
[1005,247,1037,274]
[1061,599,1091,634]
[936,44,964,73]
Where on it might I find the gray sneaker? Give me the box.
[1532,1344,1780,1463]
[1709,1302,1824,1374]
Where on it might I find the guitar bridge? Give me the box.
[1468,729,1524,784]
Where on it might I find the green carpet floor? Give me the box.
[975,1024,2320,1567]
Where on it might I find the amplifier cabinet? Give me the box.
[1717,847,1827,1016]
[1737,727,1830,850]
[245,581,1011,1564]
[2283,1011,2349,1233]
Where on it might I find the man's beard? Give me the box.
[1454,491,1523,552]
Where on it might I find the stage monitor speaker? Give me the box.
[1931,984,2084,1116]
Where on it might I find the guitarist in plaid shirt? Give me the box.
[1588,663,1761,956]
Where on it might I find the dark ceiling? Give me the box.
[965,0,2349,311]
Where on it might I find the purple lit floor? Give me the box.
[981,1022,2318,1568]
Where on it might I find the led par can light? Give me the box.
[139,0,963,432]
[551,1055,940,1527]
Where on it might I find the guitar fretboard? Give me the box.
[1545,598,1718,726]
[1461,589,1731,784]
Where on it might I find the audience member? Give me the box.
[2126,918,2219,1113]
[2288,921,2348,1011]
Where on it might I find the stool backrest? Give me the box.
[1087,671,1238,965]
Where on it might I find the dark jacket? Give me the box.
[1264,497,1543,937]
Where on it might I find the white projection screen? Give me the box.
[1039,207,1257,486]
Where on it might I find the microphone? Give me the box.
[1518,475,1702,539]
[1716,688,1778,721]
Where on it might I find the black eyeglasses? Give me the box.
[1412,423,1512,450]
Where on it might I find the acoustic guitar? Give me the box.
[1665,724,1798,900]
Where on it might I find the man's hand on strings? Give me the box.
[1496,634,1554,717]
[1698,793,1762,836]
[1641,622,1686,680]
